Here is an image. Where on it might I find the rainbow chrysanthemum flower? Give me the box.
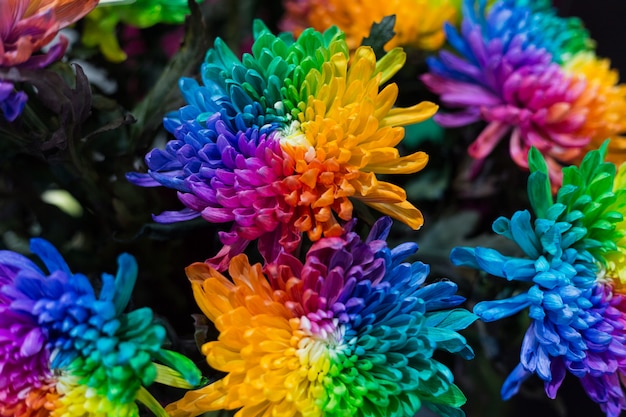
[128,22,437,270]
[166,217,477,417]
[82,0,203,62]
[450,144,626,416]
[280,0,458,52]
[421,0,599,182]
[0,239,202,417]
[0,0,98,121]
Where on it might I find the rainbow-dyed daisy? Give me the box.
[0,239,202,417]
[450,144,626,416]
[127,22,437,270]
[421,0,626,182]
[0,0,98,121]
[280,0,458,52]
[166,217,477,417]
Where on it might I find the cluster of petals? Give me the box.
[0,239,201,417]
[128,22,437,270]
[450,144,626,416]
[166,217,477,417]
[0,0,98,120]
[280,0,458,52]
[422,0,626,183]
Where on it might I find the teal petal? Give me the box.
[113,253,138,315]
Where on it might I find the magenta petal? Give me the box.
[441,85,502,107]
[200,207,236,223]
[468,121,510,159]
[544,358,566,399]
[206,238,251,272]
[178,192,210,212]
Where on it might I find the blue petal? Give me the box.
[30,238,71,276]
[125,172,161,187]
[366,216,392,243]
[99,273,115,303]
[474,247,509,277]
[492,216,512,239]
[389,242,418,269]
[510,210,540,258]
[0,250,43,276]
[474,293,531,321]
[502,258,536,282]
[501,363,532,400]
[416,281,465,310]
[449,247,479,269]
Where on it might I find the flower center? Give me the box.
[296,315,347,382]
[280,121,316,162]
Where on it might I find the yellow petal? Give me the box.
[380,101,438,127]
[365,150,429,174]
[165,379,233,416]
[365,200,424,230]
[353,179,406,203]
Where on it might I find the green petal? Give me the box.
[154,349,204,387]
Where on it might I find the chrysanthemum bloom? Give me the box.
[167,217,477,417]
[280,0,457,52]
[0,239,202,417]
[0,0,98,121]
[422,0,595,182]
[563,52,626,164]
[81,0,203,62]
[450,145,626,415]
[128,23,437,270]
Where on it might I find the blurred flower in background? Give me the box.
[0,0,98,120]
[167,217,477,417]
[280,0,458,52]
[127,22,437,270]
[82,0,204,62]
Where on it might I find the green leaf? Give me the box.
[362,15,397,59]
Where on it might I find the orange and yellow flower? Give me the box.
[563,52,626,164]
[280,0,457,52]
